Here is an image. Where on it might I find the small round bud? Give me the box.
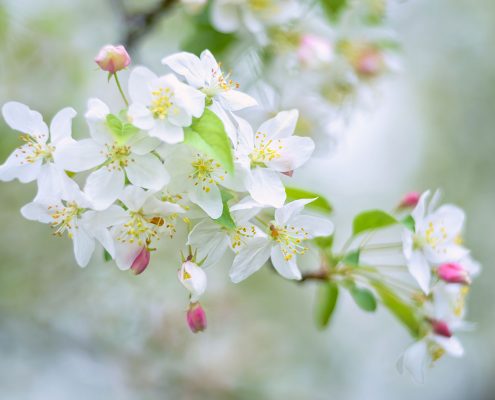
[398,191,421,209]
[437,262,470,285]
[187,302,207,333]
[95,45,131,74]
[130,247,150,275]
[430,319,453,338]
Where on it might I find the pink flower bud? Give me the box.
[95,45,131,74]
[431,319,452,338]
[354,46,385,78]
[297,34,333,68]
[130,247,150,275]
[437,262,470,285]
[187,302,207,333]
[398,191,421,209]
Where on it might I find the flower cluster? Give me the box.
[0,42,479,383]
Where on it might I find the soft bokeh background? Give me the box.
[0,0,494,399]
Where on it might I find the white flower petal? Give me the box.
[217,90,258,111]
[210,1,240,33]
[84,167,125,210]
[257,109,299,140]
[270,245,302,280]
[2,101,48,141]
[0,145,42,183]
[54,139,106,172]
[178,261,207,302]
[20,200,53,223]
[245,167,285,208]
[174,79,206,118]
[229,237,271,283]
[189,182,223,219]
[50,107,77,144]
[290,215,334,238]
[161,51,206,88]
[149,119,184,144]
[265,136,315,172]
[114,239,142,270]
[274,198,316,226]
[119,185,150,211]
[434,336,464,357]
[407,250,431,294]
[71,225,95,267]
[398,340,428,384]
[126,154,169,191]
[128,66,157,105]
[128,103,154,130]
[412,190,430,229]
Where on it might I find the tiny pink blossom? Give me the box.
[297,34,333,68]
[431,319,453,338]
[187,302,207,333]
[398,191,421,209]
[130,247,150,275]
[437,262,470,285]
[355,47,384,78]
[95,45,131,74]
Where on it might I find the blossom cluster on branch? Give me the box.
[0,0,481,384]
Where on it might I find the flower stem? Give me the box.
[113,72,129,107]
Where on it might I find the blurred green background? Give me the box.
[0,0,494,399]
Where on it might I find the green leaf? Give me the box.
[285,187,333,214]
[213,189,236,229]
[105,114,138,145]
[315,281,339,329]
[343,249,360,266]
[314,235,334,249]
[352,210,398,236]
[371,281,421,338]
[184,109,234,174]
[349,286,377,312]
[401,215,415,232]
[320,0,348,22]
[103,249,112,262]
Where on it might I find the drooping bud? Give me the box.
[130,247,150,275]
[187,302,207,333]
[398,191,421,209]
[437,262,470,285]
[430,319,453,338]
[178,260,207,302]
[297,34,333,68]
[95,45,131,74]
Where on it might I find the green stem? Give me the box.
[113,73,129,107]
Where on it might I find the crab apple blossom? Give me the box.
[54,98,168,210]
[230,198,333,282]
[235,110,315,207]
[0,102,78,199]
[402,190,468,293]
[127,66,205,144]
[95,45,131,74]
[179,260,207,302]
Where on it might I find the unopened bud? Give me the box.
[297,34,333,68]
[187,302,207,333]
[437,262,470,285]
[398,191,421,209]
[354,46,385,78]
[95,45,131,74]
[431,319,452,338]
[131,247,150,275]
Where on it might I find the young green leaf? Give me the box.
[320,0,348,22]
[105,114,139,145]
[401,215,415,232]
[315,281,339,329]
[213,189,236,229]
[343,249,360,266]
[103,249,112,262]
[371,281,421,338]
[184,109,234,174]
[352,209,398,236]
[285,187,333,214]
[349,286,377,312]
[314,234,334,250]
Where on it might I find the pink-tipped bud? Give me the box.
[187,302,207,333]
[354,46,385,78]
[398,191,421,209]
[95,45,131,74]
[130,247,150,275]
[437,262,470,285]
[431,319,453,338]
[297,34,333,68]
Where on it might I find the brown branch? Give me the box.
[300,270,329,282]
[112,0,179,53]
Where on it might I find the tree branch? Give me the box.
[112,0,179,53]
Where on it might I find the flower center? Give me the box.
[150,87,174,119]
[203,62,240,96]
[117,210,160,246]
[269,224,309,261]
[104,143,132,169]
[249,132,282,165]
[19,134,55,164]
[189,156,225,192]
[248,0,273,12]
[231,225,258,249]
[49,201,82,238]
